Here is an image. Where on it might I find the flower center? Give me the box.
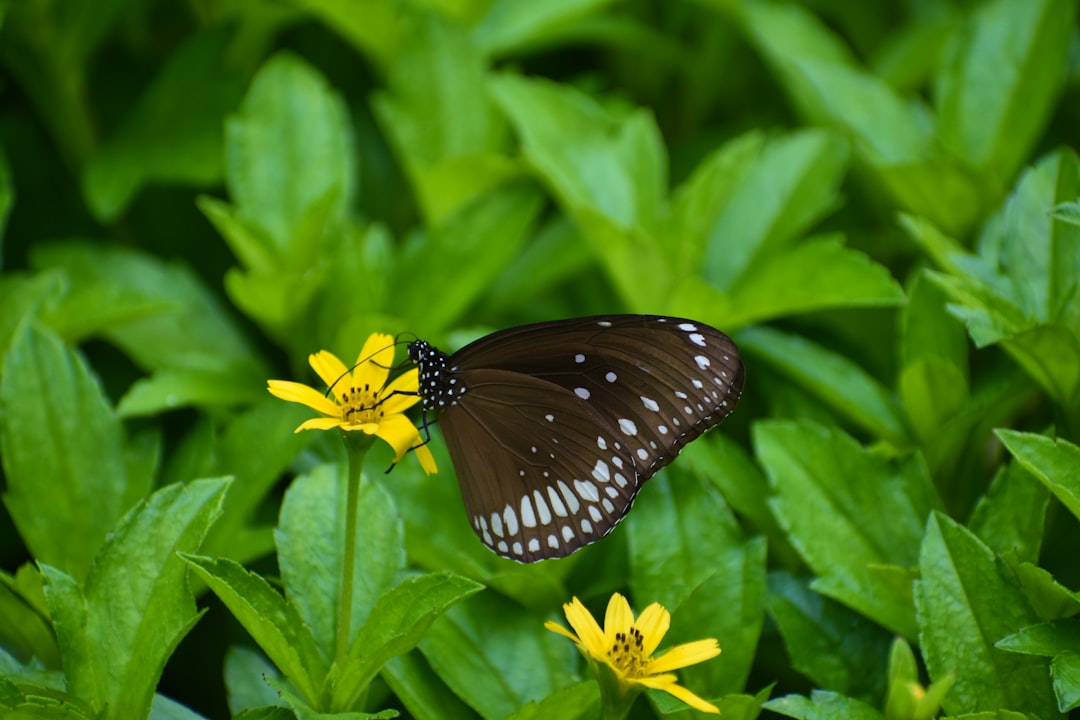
[608,626,649,678]
[340,383,385,425]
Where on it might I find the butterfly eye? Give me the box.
[409,314,744,563]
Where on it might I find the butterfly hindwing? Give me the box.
[436,369,639,562]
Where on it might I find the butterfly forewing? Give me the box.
[437,370,639,562]
[409,314,744,562]
[449,315,744,476]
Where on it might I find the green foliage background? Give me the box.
[1,0,1079,718]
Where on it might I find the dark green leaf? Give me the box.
[0,323,146,580]
[967,461,1047,564]
[1050,650,1080,712]
[739,327,910,444]
[224,645,283,716]
[995,620,1080,657]
[915,512,1057,716]
[755,419,941,636]
[333,573,483,709]
[380,652,478,720]
[182,555,325,706]
[504,681,598,720]
[276,466,404,661]
[766,572,891,700]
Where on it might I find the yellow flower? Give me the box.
[546,593,721,715]
[267,333,437,474]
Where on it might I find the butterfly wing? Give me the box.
[450,315,744,480]
[437,369,640,562]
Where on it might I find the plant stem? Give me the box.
[336,433,369,667]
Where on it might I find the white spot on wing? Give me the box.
[618,418,638,436]
[689,333,706,347]
[592,460,611,483]
[548,534,559,549]
[641,396,660,411]
[521,495,537,527]
[528,538,540,552]
[589,505,603,522]
[548,485,568,517]
[504,505,518,536]
[561,525,574,542]
[574,479,600,502]
[695,354,710,369]
[533,490,552,525]
[605,371,617,383]
[575,387,591,400]
[574,353,585,364]
[558,480,580,513]
[678,322,697,331]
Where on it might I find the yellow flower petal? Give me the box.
[604,593,634,646]
[308,350,351,402]
[414,443,438,474]
[352,333,395,393]
[635,602,670,657]
[563,597,607,657]
[654,679,720,714]
[544,620,580,644]
[647,638,721,674]
[268,380,341,418]
[296,416,348,432]
[381,368,421,414]
[375,412,423,460]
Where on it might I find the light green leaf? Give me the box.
[699,128,848,290]
[182,555,325,707]
[935,0,1074,187]
[275,466,404,662]
[149,693,211,720]
[996,430,1080,522]
[30,242,266,377]
[738,326,911,444]
[0,323,146,580]
[755,419,941,637]
[116,367,265,417]
[372,12,509,223]
[225,51,354,255]
[726,235,905,325]
[472,0,615,56]
[332,572,484,709]
[764,689,882,720]
[915,512,1057,716]
[995,620,1080,657]
[224,645,282,716]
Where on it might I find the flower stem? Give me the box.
[336,433,371,667]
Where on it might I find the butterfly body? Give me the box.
[408,315,744,562]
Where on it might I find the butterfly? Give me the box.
[407,315,744,562]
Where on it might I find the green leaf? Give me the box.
[766,572,891,700]
[724,234,905,326]
[275,466,404,661]
[1009,561,1080,620]
[0,323,147,580]
[699,128,849,291]
[755,419,941,637]
[764,689,883,720]
[504,681,599,720]
[996,430,1080,522]
[915,512,1057,716]
[380,652,477,720]
[935,0,1074,187]
[739,327,911,444]
[489,72,669,302]
[0,146,12,245]
[332,572,484,709]
[225,51,355,255]
[116,367,266,417]
[29,242,266,377]
[628,471,766,694]
[389,181,543,337]
[182,555,325,707]
[419,592,578,720]
[42,479,227,720]
[0,566,60,667]
[995,620,1080,657]
[472,0,616,56]
[224,645,282,716]
[966,461,1048,565]
[82,27,246,221]
[149,693,212,720]
[372,12,510,223]
[1050,650,1080,712]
